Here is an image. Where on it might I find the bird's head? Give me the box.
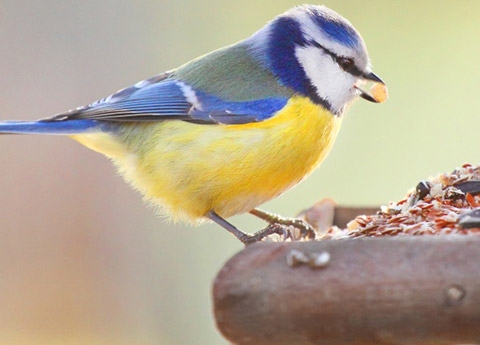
[247,5,387,115]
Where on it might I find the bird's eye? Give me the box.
[337,57,355,71]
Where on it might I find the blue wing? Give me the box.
[45,72,289,125]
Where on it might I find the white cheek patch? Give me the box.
[295,46,357,113]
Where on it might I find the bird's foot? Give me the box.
[207,209,317,246]
[249,209,317,242]
[238,223,288,245]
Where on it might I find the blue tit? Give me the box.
[0,5,387,244]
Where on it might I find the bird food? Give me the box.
[324,163,480,238]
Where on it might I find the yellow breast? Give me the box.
[71,95,342,222]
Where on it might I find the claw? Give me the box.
[207,209,317,245]
[249,208,318,241]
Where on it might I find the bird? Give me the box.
[0,5,387,244]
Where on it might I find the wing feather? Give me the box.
[41,42,296,125]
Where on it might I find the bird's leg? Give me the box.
[207,211,286,245]
[249,208,317,240]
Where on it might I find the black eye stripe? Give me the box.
[308,40,363,77]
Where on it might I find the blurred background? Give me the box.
[0,0,479,344]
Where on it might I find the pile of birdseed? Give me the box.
[323,163,480,239]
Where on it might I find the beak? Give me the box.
[364,71,384,84]
[355,71,388,103]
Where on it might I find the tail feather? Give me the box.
[0,119,98,135]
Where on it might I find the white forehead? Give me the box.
[299,14,354,57]
[292,6,370,68]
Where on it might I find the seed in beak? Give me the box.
[355,81,388,103]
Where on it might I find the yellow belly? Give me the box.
[71,95,342,222]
